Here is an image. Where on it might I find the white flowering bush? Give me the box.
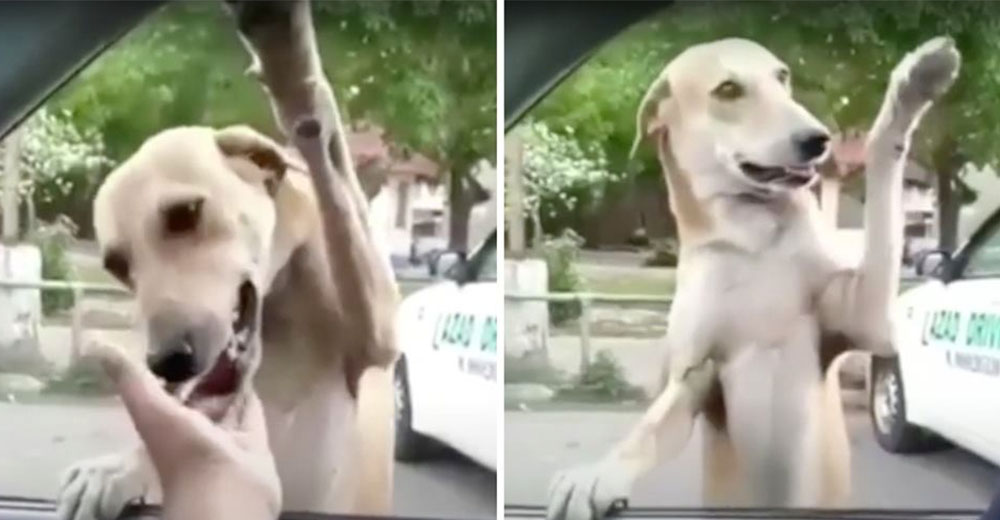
[0,109,112,313]
[519,121,618,220]
[11,108,113,204]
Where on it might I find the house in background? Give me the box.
[345,122,449,264]
[345,122,497,266]
[818,131,939,265]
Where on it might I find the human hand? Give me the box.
[88,338,281,520]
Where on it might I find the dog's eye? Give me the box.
[103,251,131,285]
[713,80,744,100]
[163,198,204,235]
[776,69,790,85]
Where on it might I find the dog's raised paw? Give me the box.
[891,36,961,112]
[56,454,145,520]
[546,462,631,520]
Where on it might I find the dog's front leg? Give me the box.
[56,445,156,520]
[547,358,716,520]
[820,37,960,351]
[226,0,398,383]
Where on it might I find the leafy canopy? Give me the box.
[532,1,1000,178]
[50,1,497,170]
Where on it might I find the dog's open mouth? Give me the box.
[180,280,258,421]
[739,162,818,188]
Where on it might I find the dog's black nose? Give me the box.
[794,130,830,161]
[147,334,198,383]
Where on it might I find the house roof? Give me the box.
[346,125,389,170]
[284,121,441,181]
[392,152,439,180]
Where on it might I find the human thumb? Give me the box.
[86,337,205,465]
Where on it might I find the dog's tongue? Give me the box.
[192,351,238,398]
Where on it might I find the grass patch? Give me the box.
[505,351,563,386]
[554,350,646,404]
[579,264,676,297]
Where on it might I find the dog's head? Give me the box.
[633,38,831,198]
[93,125,298,420]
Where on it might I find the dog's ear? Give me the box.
[214,125,290,197]
[629,71,673,160]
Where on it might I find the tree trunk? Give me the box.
[505,132,526,258]
[936,168,959,252]
[448,169,472,254]
[932,139,964,253]
[2,127,22,242]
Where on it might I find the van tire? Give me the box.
[869,355,948,453]
[394,355,436,461]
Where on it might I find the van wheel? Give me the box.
[394,355,435,461]
[869,355,947,453]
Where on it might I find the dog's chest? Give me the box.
[261,373,358,511]
[688,241,815,348]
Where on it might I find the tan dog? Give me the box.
[547,37,960,519]
[57,124,398,520]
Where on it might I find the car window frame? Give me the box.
[948,208,1000,281]
[459,231,498,283]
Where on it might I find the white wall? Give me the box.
[0,243,43,371]
[504,259,548,358]
[369,177,448,258]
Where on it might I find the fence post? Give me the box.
[2,127,22,242]
[70,285,83,365]
[578,295,592,374]
[505,130,526,257]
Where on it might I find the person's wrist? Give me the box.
[164,472,279,520]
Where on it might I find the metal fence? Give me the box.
[0,279,128,365]
[505,291,672,375]
[2,274,920,372]
[0,274,435,367]
[506,276,922,375]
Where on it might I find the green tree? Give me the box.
[43,1,497,245]
[532,1,1000,250]
[314,1,497,252]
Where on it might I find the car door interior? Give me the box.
[0,500,450,520]
[0,1,167,140]
[504,0,672,130]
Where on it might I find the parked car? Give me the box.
[872,207,1000,465]
[393,230,498,471]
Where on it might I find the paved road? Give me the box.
[0,400,495,519]
[506,409,999,510]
